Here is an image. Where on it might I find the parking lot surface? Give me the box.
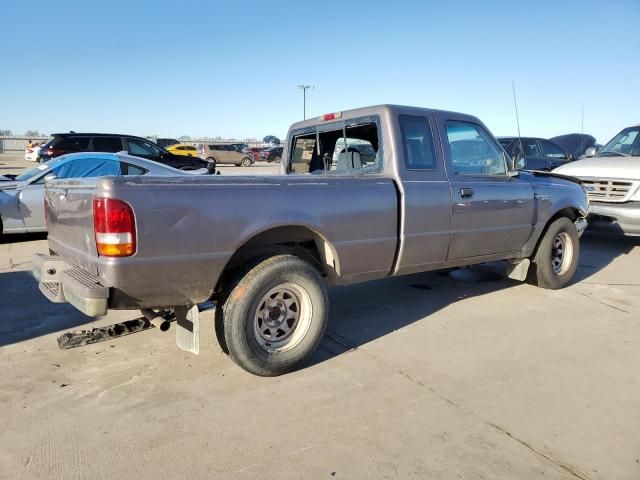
[1,152,639,479]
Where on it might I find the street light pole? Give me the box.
[298,84,313,120]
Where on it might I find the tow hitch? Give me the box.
[56,302,214,352]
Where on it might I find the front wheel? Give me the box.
[240,157,252,167]
[527,217,580,289]
[217,255,328,376]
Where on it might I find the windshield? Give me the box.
[14,156,67,182]
[597,127,640,157]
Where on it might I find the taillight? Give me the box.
[93,197,136,257]
[47,147,65,157]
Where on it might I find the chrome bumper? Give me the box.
[32,254,109,317]
[587,202,640,236]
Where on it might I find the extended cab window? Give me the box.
[446,121,507,176]
[399,115,437,170]
[289,118,381,175]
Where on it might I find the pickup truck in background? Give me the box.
[33,105,589,376]
[554,124,640,236]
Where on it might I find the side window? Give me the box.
[540,140,567,159]
[127,138,160,156]
[120,162,148,175]
[445,121,507,176]
[521,139,542,157]
[92,137,123,153]
[58,137,91,152]
[399,115,437,170]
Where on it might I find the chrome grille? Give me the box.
[581,179,633,202]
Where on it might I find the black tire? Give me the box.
[205,157,217,173]
[240,157,252,167]
[527,217,580,289]
[218,254,328,376]
[273,156,281,163]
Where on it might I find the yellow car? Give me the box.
[166,144,200,157]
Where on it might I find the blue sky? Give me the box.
[1,0,638,143]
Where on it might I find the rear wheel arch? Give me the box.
[214,225,341,296]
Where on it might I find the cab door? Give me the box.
[435,114,535,260]
[394,113,452,275]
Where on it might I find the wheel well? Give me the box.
[214,226,340,295]
[532,207,581,257]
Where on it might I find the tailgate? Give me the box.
[45,179,99,274]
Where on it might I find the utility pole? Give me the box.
[298,85,313,120]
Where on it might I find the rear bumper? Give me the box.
[587,201,640,236]
[32,254,109,317]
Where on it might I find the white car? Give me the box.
[24,145,41,162]
[554,125,640,236]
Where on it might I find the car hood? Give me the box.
[550,133,596,158]
[553,156,640,180]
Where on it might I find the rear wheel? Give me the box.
[273,156,281,163]
[217,255,328,376]
[527,217,580,289]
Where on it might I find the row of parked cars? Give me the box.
[24,134,285,168]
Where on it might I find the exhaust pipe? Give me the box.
[140,309,171,332]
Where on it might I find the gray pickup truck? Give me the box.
[33,105,588,376]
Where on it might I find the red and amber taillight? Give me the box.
[93,197,136,257]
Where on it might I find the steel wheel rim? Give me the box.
[253,283,312,352]
[551,232,573,275]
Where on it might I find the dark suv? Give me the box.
[39,133,215,173]
[259,146,284,162]
[498,137,573,171]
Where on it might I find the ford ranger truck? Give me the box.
[33,105,589,376]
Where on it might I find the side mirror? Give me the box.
[508,170,520,178]
[584,147,597,158]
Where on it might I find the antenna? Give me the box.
[511,80,523,163]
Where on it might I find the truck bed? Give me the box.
[45,174,399,308]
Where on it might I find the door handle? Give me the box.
[459,187,474,198]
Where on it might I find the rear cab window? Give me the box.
[287,116,382,175]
